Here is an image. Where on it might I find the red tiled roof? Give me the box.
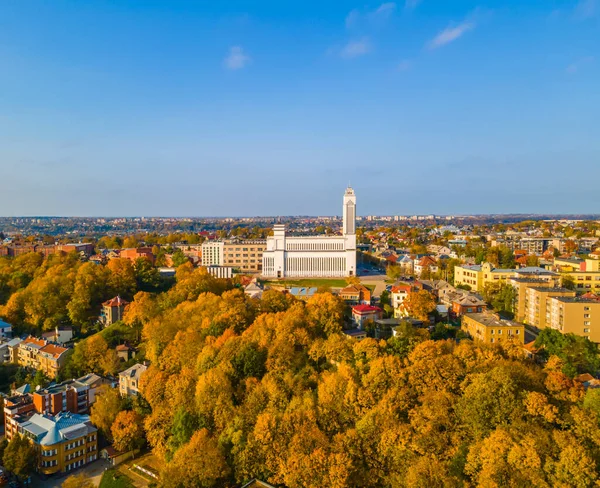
[23,336,47,348]
[116,344,131,351]
[391,284,412,293]
[103,296,129,307]
[40,343,68,359]
[352,305,382,313]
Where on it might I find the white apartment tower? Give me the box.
[262,187,357,278]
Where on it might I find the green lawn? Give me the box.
[263,278,349,288]
[99,469,135,488]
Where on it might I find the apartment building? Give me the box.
[523,287,576,328]
[554,257,600,294]
[201,241,225,266]
[454,262,557,292]
[462,313,525,345]
[119,363,147,397]
[4,394,35,441]
[16,336,69,379]
[5,374,107,442]
[548,296,600,343]
[509,278,554,322]
[18,412,98,475]
[32,374,105,417]
[223,240,266,273]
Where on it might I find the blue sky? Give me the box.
[0,0,598,217]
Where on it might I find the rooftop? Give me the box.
[552,296,600,304]
[352,305,382,313]
[19,412,96,446]
[464,313,521,328]
[527,287,574,293]
[119,363,148,380]
[103,296,129,307]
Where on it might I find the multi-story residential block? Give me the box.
[16,336,69,379]
[508,278,555,322]
[553,257,600,294]
[4,374,108,442]
[523,287,576,328]
[32,375,103,417]
[18,412,98,474]
[119,363,147,397]
[100,296,129,326]
[201,241,225,267]
[454,263,557,292]
[548,296,600,342]
[462,313,525,345]
[4,394,35,441]
[202,240,266,273]
[223,240,266,273]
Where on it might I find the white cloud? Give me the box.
[566,56,595,74]
[397,59,412,71]
[427,21,475,49]
[405,0,422,9]
[345,9,360,29]
[223,46,251,70]
[340,38,372,59]
[346,3,397,28]
[373,2,397,18]
[574,0,598,19]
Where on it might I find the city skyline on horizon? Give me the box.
[1,0,599,217]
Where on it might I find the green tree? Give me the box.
[171,249,190,268]
[3,434,36,480]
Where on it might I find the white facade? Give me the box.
[201,241,224,266]
[262,187,357,278]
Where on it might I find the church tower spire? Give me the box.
[343,186,356,236]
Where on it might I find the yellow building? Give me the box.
[16,337,69,379]
[18,412,98,474]
[223,240,266,273]
[548,297,600,343]
[509,278,554,322]
[554,257,600,294]
[462,312,525,345]
[523,287,576,328]
[454,262,557,292]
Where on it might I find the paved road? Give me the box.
[359,273,388,298]
[32,459,110,487]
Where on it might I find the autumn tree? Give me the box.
[161,429,230,488]
[305,293,344,336]
[402,290,436,322]
[90,385,124,440]
[107,258,137,299]
[111,410,145,453]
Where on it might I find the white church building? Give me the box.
[262,187,357,278]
